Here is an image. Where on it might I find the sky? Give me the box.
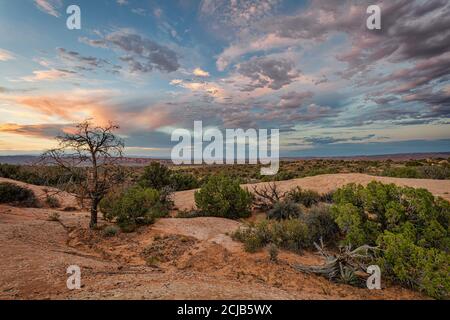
[0,0,449,157]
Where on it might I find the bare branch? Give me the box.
[252,183,286,210]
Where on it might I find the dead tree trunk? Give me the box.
[292,241,379,285]
[89,197,100,228]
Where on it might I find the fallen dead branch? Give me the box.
[292,240,379,285]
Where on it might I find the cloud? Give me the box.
[0,86,34,93]
[57,48,121,74]
[236,56,299,91]
[278,91,314,109]
[193,68,210,77]
[170,79,225,100]
[116,0,128,6]
[302,134,378,145]
[370,52,450,97]
[0,123,70,139]
[154,8,163,18]
[0,48,15,61]
[21,69,77,82]
[217,0,450,78]
[34,0,62,17]
[289,104,339,123]
[80,29,180,74]
[212,0,450,128]
[283,139,450,157]
[332,0,450,79]
[199,0,281,37]
[0,122,175,155]
[2,89,177,132]
[5,90,110,120]
[131,8,147,16]
[216,33,296,71]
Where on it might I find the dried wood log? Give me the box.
[293,240,379,284]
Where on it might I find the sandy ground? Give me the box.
[1,174,444,300]
[0,177,79,209]
[173,173,450,211]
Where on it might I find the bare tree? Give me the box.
[252,183,286,210]
[41,120,125,228]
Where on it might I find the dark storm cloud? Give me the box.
[369,53,450,97]
[264,0,449,76]
[80,30,180,73]
[334,0,450,78]
[237,56,299,91]
[402,89,450,111]
[261,0,450,100]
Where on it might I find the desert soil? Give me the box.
[1,173,445,300]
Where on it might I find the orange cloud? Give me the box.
[193,68,210,77]
[0,123,70,139]
[0,48,15,61]
[1,89,177,134]
[21,69,76,82]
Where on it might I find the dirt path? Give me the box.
[173,173,450,210]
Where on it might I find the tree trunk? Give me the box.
[89,198,99,229]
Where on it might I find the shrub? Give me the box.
[139,163,201,191]
[45,195,60,208]
[232,220,271,252]
[194,175,253,219]
[382,167,420,179]
[286,187,321,207]
[170,172,201,191]
[0,164,83,187]
[233,219,310,253]
[267,200,302,220]
[333,182,450,248]
[303,203,339,244]
[99,190,124,222]
[158,186,175,210]
[102,225,120,237]
[0,182,38,207]
[268,244,279,262]
[418,165,450,180]
[99,186,169,232]
[241,229,266,253]
[271,218,310,252]
[48,212,60,221]
[319,191,335,203]
[332,183,364,208]
[176,209,204,218]
[381,165,450,180]
[139,162,172,190]
[332,203,376,247]
[377,232,450,299]
[331,181,450,298]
